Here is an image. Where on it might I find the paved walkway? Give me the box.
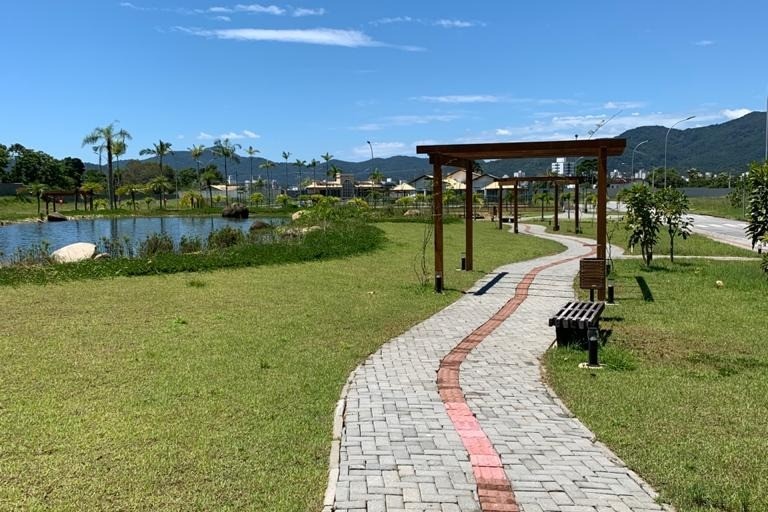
[326,225,670,512]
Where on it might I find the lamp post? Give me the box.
[664,115,695,188]
[366,140,374,168]
[631,140,649,179]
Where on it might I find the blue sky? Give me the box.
[1,1,766,164]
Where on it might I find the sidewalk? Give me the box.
[325,224,670,512]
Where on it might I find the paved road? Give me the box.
[689,214,756,251]
[325,225,669,512]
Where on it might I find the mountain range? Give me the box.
[88,112,767,183]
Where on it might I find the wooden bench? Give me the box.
[548,300,605,347]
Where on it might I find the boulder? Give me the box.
[291,210,306,221]
[403,209,422,217]
[47,212,67,222]
[51,242,97,263]
[249,220,272,232]
[222,203,249,219]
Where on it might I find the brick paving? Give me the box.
[327,225,671,512]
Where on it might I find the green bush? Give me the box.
[138,233,175,258]
[207,226,246,249]
[179,235,203,254]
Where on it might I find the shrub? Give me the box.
[138,233,175,258]
[179,235,203,254]
[207,226,246,249]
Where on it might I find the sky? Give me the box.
[1,0,767,164]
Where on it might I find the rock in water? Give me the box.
[47,212,67,222]
[51,242,97,263]
[222,203,250,219]
[249,220,272,232]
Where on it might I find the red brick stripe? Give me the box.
[438,239,593,512]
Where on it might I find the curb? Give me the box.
[321,367,357,512]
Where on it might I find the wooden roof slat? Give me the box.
[417,138,626,160]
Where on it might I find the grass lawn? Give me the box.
[0,221,562,511]
[545,258,768,511]
[536,218,756,258]
[688,196,747,221]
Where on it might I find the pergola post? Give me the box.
[465,164,473,271]
[433,161,444,293]
[597,146,608,300]
[513,181,519,234]
[553,181,560,231]
[497,184,503,230]
[574,179,580,233]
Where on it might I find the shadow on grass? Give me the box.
[635,276,655,302]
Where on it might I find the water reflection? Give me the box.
[0,216,284,261]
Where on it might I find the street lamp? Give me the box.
[631,140,649,179]
[366,140,374,166]
[664,115,695,188]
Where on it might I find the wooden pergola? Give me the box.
[415,138,626,298]
[492,175,583,234]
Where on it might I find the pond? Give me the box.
[0,216,286,261]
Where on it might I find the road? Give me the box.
[608,201,758,252]
[689,214,757,251]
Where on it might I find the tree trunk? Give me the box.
[669,229,675,263]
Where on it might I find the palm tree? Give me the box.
[189,144,206,181]
[259,160,276,205]
[560,191,573,220]
[281,151,291,193]
[92,144,104,177]
[82,122,132,209]
[112,138,127,206]
[327,163,341,197]
[200,167,220,208]
[245,146,260,195]
[116,183,143,212]
[26,183,48,217]
[147,175,173,209]
[80,181,104,211]
[293,159,306,194]
[369,168,384,184]
[309,158,320,185]
[212,139,241,205]
[533,190,553,221]
[139,139,174,178]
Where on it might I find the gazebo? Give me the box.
[416,138,626,298]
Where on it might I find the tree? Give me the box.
[139,139,174,179]
[259,160,276,205]
[327,163,341,196]
[116,183,144,212]
[147,175,173,208]
[655,187,693,262]
[112,138,127,192]
[189,144,206,181]
[82,122,132,209]
[245,145,260,194]
[275,193,290,209]
[25,183,48,217]
[250,192,264,207]
[212,139,241,205]
[282,151,291,192]
[560,191,573,219]
[624,184,661,266]
[369,168,384,184]
[745,161,768,250]
[533,190,553,220]
[309,158,320,184]
[80,181,104,211]
[0,144,9,181]
[200,166,221,208]
[293,159,307,194]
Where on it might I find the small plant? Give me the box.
[138,233,174,258]
[179,235,203,254]
[187,279,206,288]
[8,241,52,266]
[207,226,245,249]
[97,236,134,258]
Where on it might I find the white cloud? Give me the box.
[694,40,715,46]
[197,130,259,140]
[415,94,501,104]
[721,108,752,120]
[209,6,233,13]
[603,101,646,109]
[234,3,286,15]
[178,27,388,48]
[370,16,417,26]
[433,19,482,28]
[292,7,325,17]
[353,114,460,131]
[176,134,185,140]
[495,129,512,136]
[351,141,407,159]
[213,15,232,21]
